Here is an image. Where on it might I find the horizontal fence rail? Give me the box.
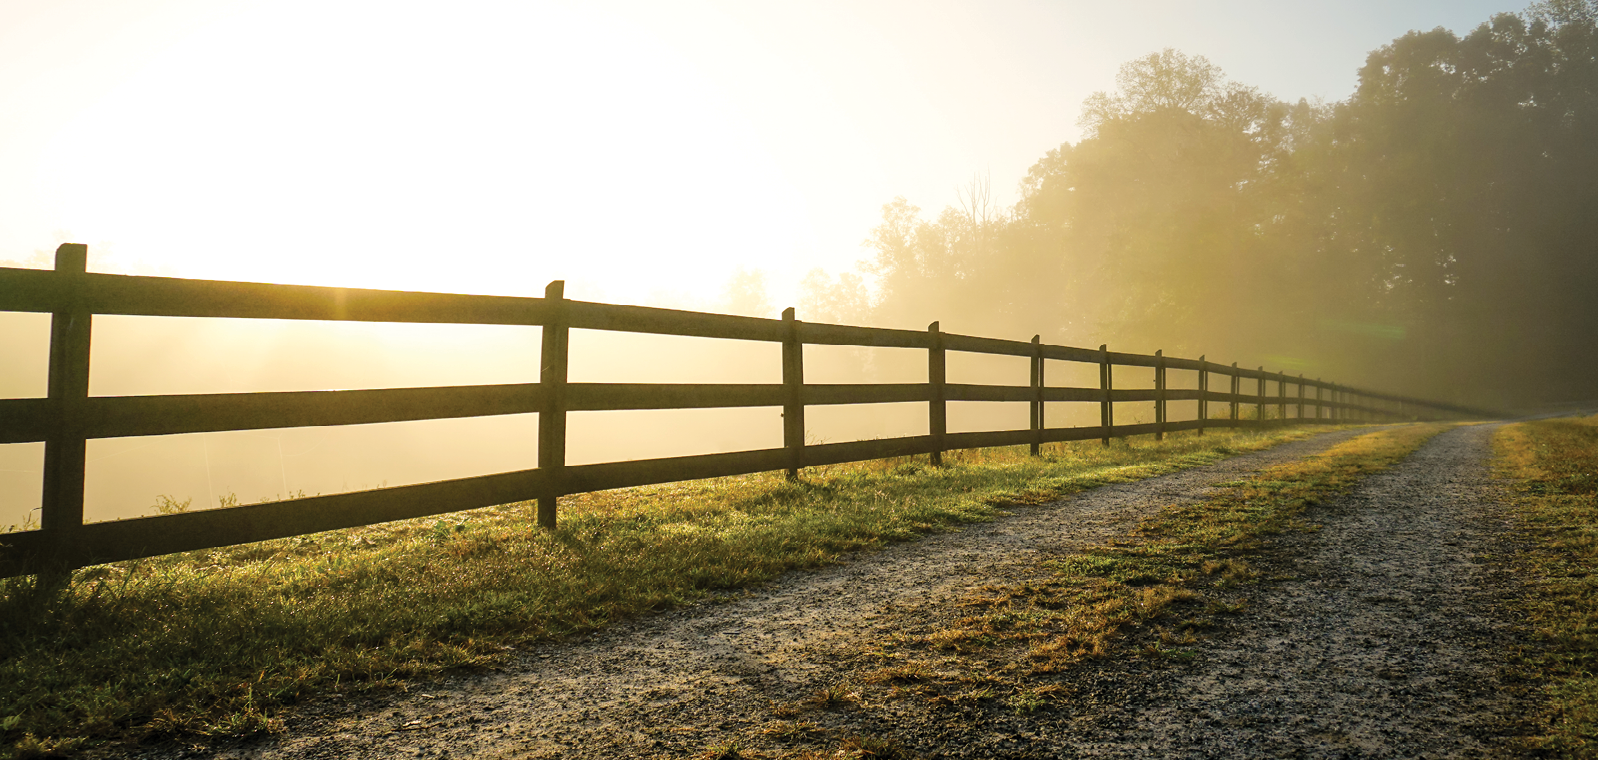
[0,245,1501,577]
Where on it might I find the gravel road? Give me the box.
[1045,422,1537,758]
[136,424,1535,759]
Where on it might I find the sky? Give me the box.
[0,0,1518,309]
[0,0,1526,526]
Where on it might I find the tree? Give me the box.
[797,268,869,324]
[718,268,772,318]
[844,2,1598,406]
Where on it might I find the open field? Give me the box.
[0,426,1334,758]
[107,423,1505,759]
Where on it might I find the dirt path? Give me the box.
[1041,422,1537,758]
[138,425,1534,759]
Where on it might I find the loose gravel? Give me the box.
[1042,422,1538,758]
[126,425,1536,759]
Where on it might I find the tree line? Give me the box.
[800,0,1598,408]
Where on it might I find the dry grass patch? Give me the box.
[1496,414,1598,757]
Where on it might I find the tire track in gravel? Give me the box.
[1044,422,1536,759]
[144,428,1381,760]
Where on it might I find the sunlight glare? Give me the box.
[38,0,814,305]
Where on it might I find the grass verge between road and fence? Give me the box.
[1496,413,1598,757]
[713,423,1449,759]
[0,426,1345,758]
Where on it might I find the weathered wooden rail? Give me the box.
[0,244,1494,577]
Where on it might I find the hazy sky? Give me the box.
[0,0,1515,309]
[0,0,1527,527]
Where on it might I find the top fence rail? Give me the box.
[0,245,1501,577]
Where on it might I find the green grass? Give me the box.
[1496,414,1598,757]
[1,425,1338,757]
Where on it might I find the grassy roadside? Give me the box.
[1495,414,1598,757]
[0,426,1340,758]
[728,423,1447,759]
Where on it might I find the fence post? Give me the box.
[1297,374,1305,423]
[782,307,805,480]
[1256,367,1267,428]
[537,280,569,530]
[1276,371,1287,425]
[1316,380,1323,421]
[1099,344,1112,445]
[40,243,91,573]
[928,322,946,466]
[1197,355,1207,436]
[1230,362,1239,423]
[1029,335,1043,456]
[1154,350,1166,442]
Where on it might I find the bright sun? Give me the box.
[38,0,821,306]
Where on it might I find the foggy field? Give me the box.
[0,309,1334,533]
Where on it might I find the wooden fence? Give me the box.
[0,244,1496,577]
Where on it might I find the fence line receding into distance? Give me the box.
[0,244,1494,577]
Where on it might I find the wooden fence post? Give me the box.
[1297,374,1305,422]
[1256,367,1267,427]
[782,307,805,480]
[1230,362,1239,423]
[1277,371,1287,425]
[40,243,91,572]
[1154,350,1166,442]
[1029,335,1043,456]
[537,280,569,530]
[1316,380,1323,421]
[1197,355,1207,436]
[928,322,946,466]
[1099,344,1112,445]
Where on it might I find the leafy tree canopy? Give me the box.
[818,1,1596,407]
